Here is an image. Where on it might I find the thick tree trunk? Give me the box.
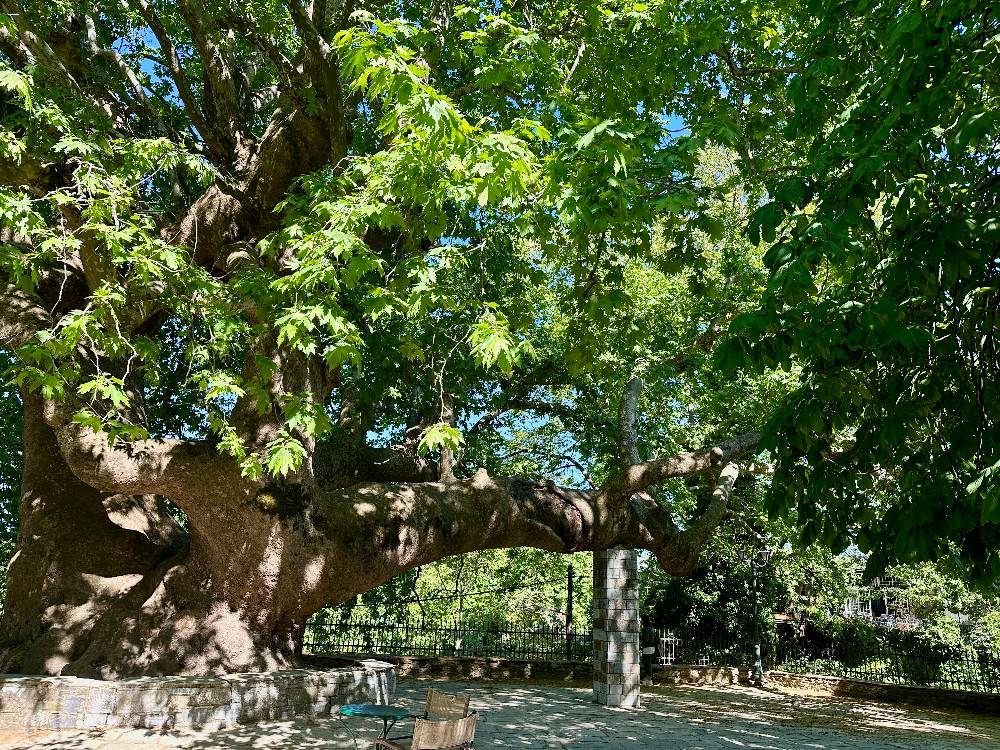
[0,396,304,677]
[1,390,757,678]
[0,394,186,675]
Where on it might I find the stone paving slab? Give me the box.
[2,679,999,749]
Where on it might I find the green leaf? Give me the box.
[264,434,308,477]
[468,313,525,375]
[953,110,998,150]
[774,177,808,208]
[417,423,465,456]
[714,337,750,375]
[0,67,31,107]
[576,119,617,151]
[748,203,784,245]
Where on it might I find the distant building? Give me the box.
[842,574,921,629]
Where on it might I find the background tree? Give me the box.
[329,548,594,630]
[0,0,804,677]
[721,0,1000,580]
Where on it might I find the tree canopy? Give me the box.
[0,0,997,677]
[0,0,798,473]
[720,0,1000,581]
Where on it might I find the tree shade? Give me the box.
[0,0,996,678]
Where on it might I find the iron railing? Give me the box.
[643,626,773,669]
[642,624,1000,693]
[774,639,1000,693]
[305,611,1000,694]
[305,611,592,663]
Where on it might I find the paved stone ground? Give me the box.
[2,679,999,749]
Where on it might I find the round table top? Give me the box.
[339,703,411,720]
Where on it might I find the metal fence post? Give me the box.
[566,564,574,661]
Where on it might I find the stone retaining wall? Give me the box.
[335,654,742,689]
[650,664,743,686]
[766,670,1000,713]
[330,652,591,684]
[0,658,394,731]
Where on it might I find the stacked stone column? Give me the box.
[592,547,641,707]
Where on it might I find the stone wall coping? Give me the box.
[765,669,1000,712]
[1,658,393,686]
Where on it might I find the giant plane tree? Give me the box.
[0,0,802,677]
[2,0,995,681]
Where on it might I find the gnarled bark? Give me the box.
[0,394,186,675]
[1,381,759,677]
[0,0,768,680]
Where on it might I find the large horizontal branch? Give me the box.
[0,295,253,523]
[39,397,251,513]
[296,432,765,611]
[323,443,438,487]
[1,284,250,516]
[300,457,726,610]
[598,431,762,501]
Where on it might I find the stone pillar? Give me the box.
[592,547,641,707]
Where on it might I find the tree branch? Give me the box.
[176,0,247,157]
[40,396,250,509]
[617,370,644,466]
[599,431,761,501]
[132,0,221,157]
[0,1,87,102]
[1,280,250,510]
[0,150,50,191]
[717,44,801,80]
[680,462,740,549]
[83,15,169,138]
[286,0,348,154]
[222,12,298,90]
[167,96,332,268]
[287,0,333,63]
[466,396,596,438]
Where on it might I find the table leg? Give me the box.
[335,715,360,750]
[382,717,398,738]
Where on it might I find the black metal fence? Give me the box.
[642,624,1000,693]
[305,611,1000,694]
[643,626,767,670]
[774,638,1000,693]
[305,611,592,663]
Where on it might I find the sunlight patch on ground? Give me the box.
[2,680,1000,749]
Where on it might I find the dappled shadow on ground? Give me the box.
[412,681,1000,750]
[0,717,362,750]
[3,680,1000,749]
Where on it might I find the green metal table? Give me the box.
[339,703,411,739]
